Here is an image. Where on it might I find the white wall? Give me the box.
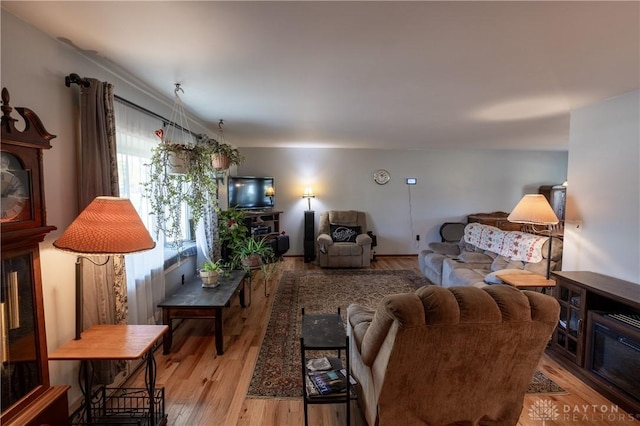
[563,90,640,284]
[237,148,568,255]
[1,10,213,404]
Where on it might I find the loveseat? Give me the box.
[347,285,560,425]
[418,223,563,287]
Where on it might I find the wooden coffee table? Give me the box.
[496,273,556,293]
[158,270,248,355]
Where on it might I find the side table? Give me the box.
[496,273,556,294]
[49,324,168,425]
[300,308,351,426]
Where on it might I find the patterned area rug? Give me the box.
[247,269,429,398]
[246,269,566,398]
[528,370,567,395]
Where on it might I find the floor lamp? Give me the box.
[53,196,156,340]
[507,194,559,280]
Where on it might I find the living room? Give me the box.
[1,1,639,425]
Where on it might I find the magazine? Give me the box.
[308,369,353,396]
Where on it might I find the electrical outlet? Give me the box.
[416,235,420,241]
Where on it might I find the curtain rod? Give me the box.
[65,73,200,138]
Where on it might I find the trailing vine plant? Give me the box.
[144,136,219,251]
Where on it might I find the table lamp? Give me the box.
[265,186,275,206]
[507,194,559,279]
[53,196,155,339]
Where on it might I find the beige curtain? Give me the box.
[78,78,127,384]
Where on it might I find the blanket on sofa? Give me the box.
[464,223,548,263]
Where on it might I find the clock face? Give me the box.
[373,169,390,185]
[1,152,31,223]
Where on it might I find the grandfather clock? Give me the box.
[1,88,70,425]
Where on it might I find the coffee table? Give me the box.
[158,270,248,355]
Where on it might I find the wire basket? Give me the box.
[70,387,166,426]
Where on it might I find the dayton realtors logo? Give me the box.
[529,400,560,425]
[529,399,637,423]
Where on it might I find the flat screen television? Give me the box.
[228,176,275,210]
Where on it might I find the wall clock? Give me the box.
[373,169,390,185]
[1,152,31,223]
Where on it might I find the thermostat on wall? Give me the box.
[406,178,417,185]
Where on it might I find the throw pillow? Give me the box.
[330,225,361,242]
[484,268,533,285]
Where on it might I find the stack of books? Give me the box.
[305,357,356,398]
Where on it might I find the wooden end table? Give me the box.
[49,324,168,425]
[496,273,556,294]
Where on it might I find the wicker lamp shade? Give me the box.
[507,194,559,225]
[54,196,155,255]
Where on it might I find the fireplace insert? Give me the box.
[586,311,640,405]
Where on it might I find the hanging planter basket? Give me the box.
[168,145,189,174]
[211,152,232,170]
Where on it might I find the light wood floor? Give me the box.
[126,256,631,425]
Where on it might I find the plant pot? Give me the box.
[200,270,219,287]
[212,153,232,170]
[242,255,262,269]
[163,143,189,174]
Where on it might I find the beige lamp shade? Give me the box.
[265,186,275,197]
[302,187,315,198]
[54,196,156,255]
[507,194,559,225]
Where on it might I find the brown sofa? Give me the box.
[347,285,559,425]
[316,210,372,268]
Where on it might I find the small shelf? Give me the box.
[70,387,166,426]
[300,309,351,426]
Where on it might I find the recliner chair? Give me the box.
[316,210,372,268]
[347,285,560,425]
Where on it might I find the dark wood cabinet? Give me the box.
[552,278,588,365]
[467,211,521,231]
[548,271,640,415]
[1,88,70,425]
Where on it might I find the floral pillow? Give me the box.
[330,225,361,242]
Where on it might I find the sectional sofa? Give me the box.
[418,223,563,287]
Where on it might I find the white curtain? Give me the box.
[114,102,166,325]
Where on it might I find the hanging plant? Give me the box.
[143,85,218,251]
[199,120,244,170]
[144,138,218,250]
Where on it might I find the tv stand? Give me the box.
[245,210,283,234]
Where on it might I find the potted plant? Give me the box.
[217,208,249,265]
[198,132,244,171]
[199,259,227,288]
[144,138,218,251]
[232,237,274,269]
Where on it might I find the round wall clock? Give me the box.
[1,152,31,223]
[373,169,390,185]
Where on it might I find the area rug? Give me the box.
[527,370,567,395]
[246,269,567,398]
[247,269,430,398]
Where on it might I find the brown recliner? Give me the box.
[347,285,560,425]
[317,210,372,268]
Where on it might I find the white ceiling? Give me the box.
[3,1,639,150]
